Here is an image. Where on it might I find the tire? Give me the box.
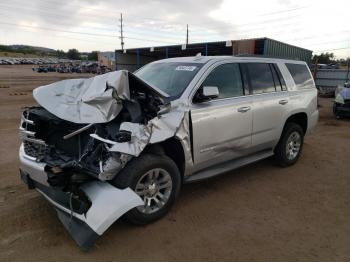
[274,123,304,167]
[111,153,181,225]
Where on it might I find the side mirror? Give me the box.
[193,86,219,103]
[202,86,219,99]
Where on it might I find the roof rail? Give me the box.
[234,54,301,60]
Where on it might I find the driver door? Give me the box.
[190,63,253,172]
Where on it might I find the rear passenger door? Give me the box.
[241,62,290,151]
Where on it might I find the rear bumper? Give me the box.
[19,144,143,250]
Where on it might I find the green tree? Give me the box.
[88,51,98,61]
[312,52,335,64]
[56,49,66,58]
[67,48,81,60]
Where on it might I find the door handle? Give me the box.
[237,106,251,113]
[279,99,288,105]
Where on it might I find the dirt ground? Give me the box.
[0,65,349,262]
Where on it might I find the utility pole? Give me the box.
[186,24,189,45]
[346,58,349,83]
[119,13,125,51]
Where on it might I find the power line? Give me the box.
[123,36,180,45]
[0,1,314,46]
[1,26,118,47]
[0,21,118,38]
[0,10,117,32]
[1,1,308,36]
[314,47,350,53]
[305,40,350,47]
[0,2,116,24]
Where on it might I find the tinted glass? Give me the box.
[286,63,314,88]
[245,63,276,94]
[135,62,203,99]
[202,63,243,99]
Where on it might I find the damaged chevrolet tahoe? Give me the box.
[19,56,319,249]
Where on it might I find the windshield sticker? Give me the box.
[175,66,197,71]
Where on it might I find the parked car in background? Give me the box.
[334,82,350,118]
[19,56,318,249]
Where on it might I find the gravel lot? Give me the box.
[0,65,349,262]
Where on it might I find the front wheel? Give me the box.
[274,123,304,167]
[111,153,181,225]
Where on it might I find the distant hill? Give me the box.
[0,44,57,57]
[9,45,56,53]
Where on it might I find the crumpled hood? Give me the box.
[33,70,168,124]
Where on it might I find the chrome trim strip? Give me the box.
[21,115,34,125]
[22,137,46,146]
[19,127,35,137]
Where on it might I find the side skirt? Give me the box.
[184,149,274,183]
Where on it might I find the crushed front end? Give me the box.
[19,107,144,249]
[18,70,178,250]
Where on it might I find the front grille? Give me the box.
[20,109,48,161]
[23,140,48,160]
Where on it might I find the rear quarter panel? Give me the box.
[277,62,319,137]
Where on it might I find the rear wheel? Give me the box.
[111,153,181,225]
[274,123,304,167]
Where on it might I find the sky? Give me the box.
[0,0,350,58]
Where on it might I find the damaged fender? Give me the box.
[21,69,192,249]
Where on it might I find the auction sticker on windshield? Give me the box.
[175,66,197,71]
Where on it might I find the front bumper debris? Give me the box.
[19,146,143,250]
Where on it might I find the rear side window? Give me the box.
[202,63,244,99]
[285,63,314,88]
[244,63,276,94]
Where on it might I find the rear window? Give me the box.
[286,63,314,89]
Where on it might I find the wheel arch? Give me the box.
[144,137,186,182]
[283,112,308,135]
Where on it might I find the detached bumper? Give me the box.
[19,144,143,250]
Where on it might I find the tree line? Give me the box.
[312,52,349,65]
[0,45,98,61]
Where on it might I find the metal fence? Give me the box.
[314,69,350,94]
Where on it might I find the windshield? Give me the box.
[135,62,203,99]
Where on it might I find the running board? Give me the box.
[184,150,274,183]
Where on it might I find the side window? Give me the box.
[272,64,287,91]
[244,63,276,94]
[202,63,244,99]
[285,63,314,89]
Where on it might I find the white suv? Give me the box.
[19,56,319,249]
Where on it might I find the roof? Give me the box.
[149,55,308,64]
